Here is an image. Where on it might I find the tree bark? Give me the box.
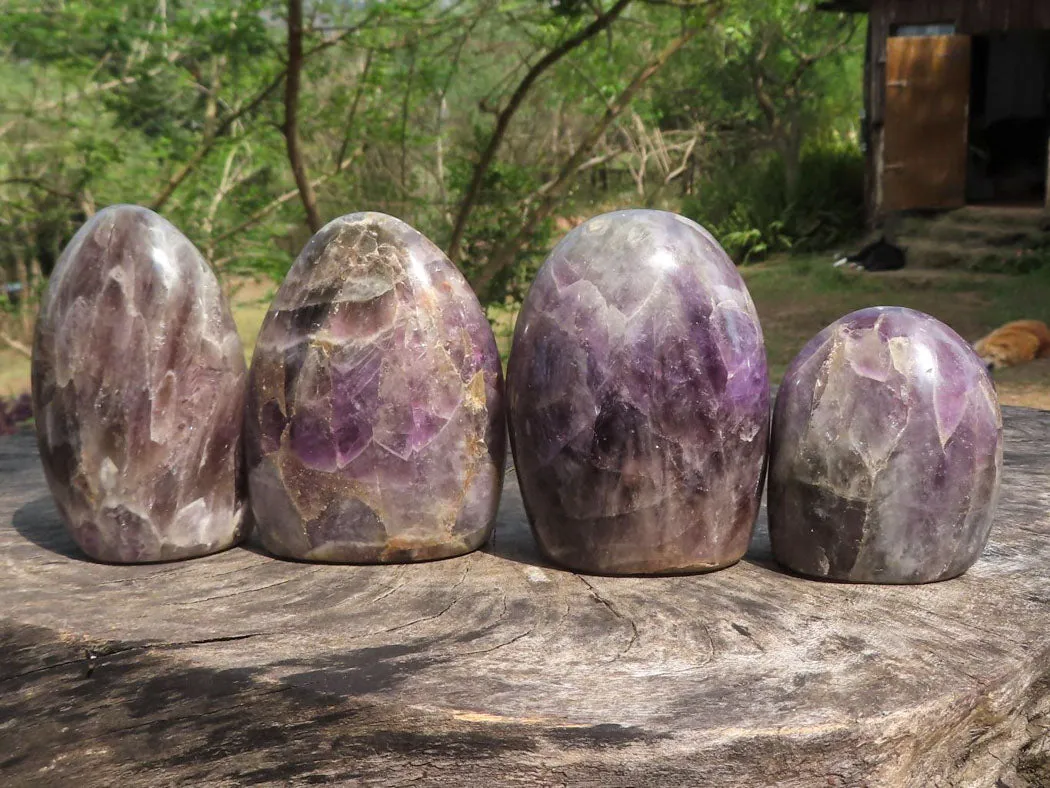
[445,0,634,263]
[472,27,698,298]
[210,147,364,250]
[149,15,365,211]
[284,0,322,233]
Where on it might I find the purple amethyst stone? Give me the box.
[245,213,505,562]
[507,210,769,575]
[31,205,248,563]
[768,307,1003,583]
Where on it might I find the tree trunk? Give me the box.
[782,127,802,204]
[436,96,448,221]
[284,0,322,233]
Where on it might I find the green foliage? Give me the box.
[985,237,1050,275]
[0,0,867,304]
[683,137,865,262]
[657,0,864,263]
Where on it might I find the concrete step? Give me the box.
[915,221,1045,247]
[942,205,1049,229]
[896,209,1048,246]
[899,239,1024,271]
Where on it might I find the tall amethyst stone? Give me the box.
[31,205,248,563]
[769,307,1003,584]
[507,210,769,575]
[245,213,505,562]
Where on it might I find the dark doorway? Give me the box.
[967,31,1050,205]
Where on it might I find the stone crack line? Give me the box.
[459,628,534,657]
[174,568,325,605]
[376,598,458,637]
[577,576,638,659]
[372,563,472,637]
[456,590,520,656]
[369,566,408,604]
[95,564,200,586]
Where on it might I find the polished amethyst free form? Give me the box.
[32,205,248,562]
[507,210,769,575]
[768,307,1002,583]
[245,213,505,562]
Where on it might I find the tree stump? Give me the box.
[2,407,1050,786]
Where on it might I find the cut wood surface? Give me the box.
[2,408,1050,786]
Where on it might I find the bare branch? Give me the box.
[335,49,374,172]
[528,148,625,201]
[0,332,31,359]
[445,0,635,262]
[665,131,699,183]
[284,0,322,232]
[149,69,284,210]
[400,42,419,193]
[203,145,256,259]
[149,13,369,211]
[210,146,364,249]
[0,178,76,200]
[474,24,701,296]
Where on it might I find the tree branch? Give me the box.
[149,69,283,210]
[0,178,76,200]
[399,42,419,193]
[210,146,364,249]
[528,148,625,201]
[473,24,700,297]
[148,14,368,211]
[335,49,373,172]
[0,332,31,359]
[445,0,634,262]
[284,0,322,233]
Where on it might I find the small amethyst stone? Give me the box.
[507,210,769,575]
[768,307,1003,584]
[31,205,248,563]
[245,212,505,562]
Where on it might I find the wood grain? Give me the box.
[2,409,1050,786]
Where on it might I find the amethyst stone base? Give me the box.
[507,210,769,575]
[31,205,249,563]
[768,307,1003,584]
[245,213,505,563]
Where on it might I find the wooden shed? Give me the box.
[821,0,1050,220]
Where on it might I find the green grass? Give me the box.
[741,255,1050,382]
[484,254,1050,408]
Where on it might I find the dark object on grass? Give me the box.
[833,236,906,271]
[0,393,32,435]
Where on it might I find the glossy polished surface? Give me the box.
[507,209,769,575]
[769,306,1003,583]
[245,212,505,562]
[31,205,248,563]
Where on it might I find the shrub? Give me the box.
[682,137,865,263]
